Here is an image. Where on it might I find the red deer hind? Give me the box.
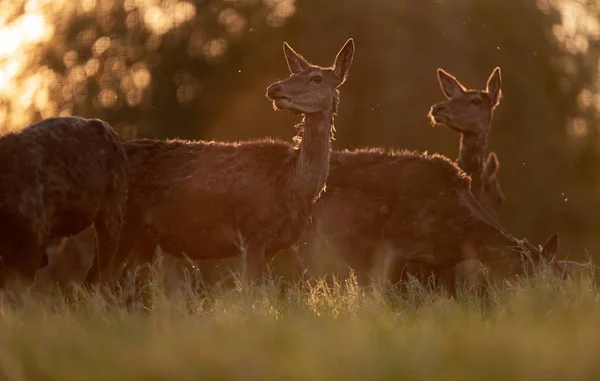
[429,67,502,205]
[100,39,355,283]
[309,150,559,286]
[0,117,128,289]
[403,65,505,287]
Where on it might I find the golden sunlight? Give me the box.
[0,0,297,132]
[0,2,58,132]
[551,0,600,54]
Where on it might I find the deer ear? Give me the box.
[332,38,355,85]
[540,233,559,260]
[484,152,500,177]
[283,42,310,74]
[437,68,465,99]
[486,67,502,106]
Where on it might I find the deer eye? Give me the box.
[472,98,482,105]
[311,75,323,84]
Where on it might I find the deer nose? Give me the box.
[431,103,446,113]
[267,83,282,98]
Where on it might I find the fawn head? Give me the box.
[266,38,354,115]
[479,232,561,284]
[479,152,504,215]
[429,67,502,135]
[458,232,561,289]
[521,234,596,281]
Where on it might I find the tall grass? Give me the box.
[1,264,599,381]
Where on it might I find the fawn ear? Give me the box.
[332,38,355,85]
[437,68,465,99]
[484,152,500,177]
[283,42,310,74]
[486,67,502,106]
[540,233,559,260]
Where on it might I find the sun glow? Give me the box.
[0,0,296,133]
[0,0,61,131]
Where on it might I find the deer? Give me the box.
[429,67,502,204]
[307,147,561,288]
[424,68,581,290]
[0,117,128,289]
[86,39,355,285]
[398,68,504,288]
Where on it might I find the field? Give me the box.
[1,263,600,381]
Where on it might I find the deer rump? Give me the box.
[312,148,522,273]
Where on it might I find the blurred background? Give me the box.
[0,0,599,260]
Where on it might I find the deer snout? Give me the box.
[429,103,450,125]
[266,83,282,99]
[431,103,447,114]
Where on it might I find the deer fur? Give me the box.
[0,117,128,288]
[96,39,355,283]
[480,152,504,220]
[309,147,559,286]
[397,151,505,288]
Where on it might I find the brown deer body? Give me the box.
[98,39,355,283]
[309,147,558,286]
[0,117,128,288]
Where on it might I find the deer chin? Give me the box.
[432,115,469,134]
[273,99,313,114]
[430,112,449,126]
[273,97,292,111]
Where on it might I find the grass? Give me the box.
[1,265,600,381]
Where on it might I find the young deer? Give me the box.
[0,117,128,289]
[429,67,502,204]
[98,39,355,284]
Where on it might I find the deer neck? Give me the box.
[457,132,487,199]
[291,108,334,202]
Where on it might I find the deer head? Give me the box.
[456,232,561,290]
[266,38,355,115]
[479,152,504,216]
[429,67,502,135]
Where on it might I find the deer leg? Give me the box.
[118,229,158,288]
[343,245,374,287]
[86,203,144,287]
[290,244,308,282]
[85,215,120,287]
[244,242,267,285]
[1,241,46,290]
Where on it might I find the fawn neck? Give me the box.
[458,132,488,199]
[292,107,335,202]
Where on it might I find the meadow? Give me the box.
[1,261,600,381]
